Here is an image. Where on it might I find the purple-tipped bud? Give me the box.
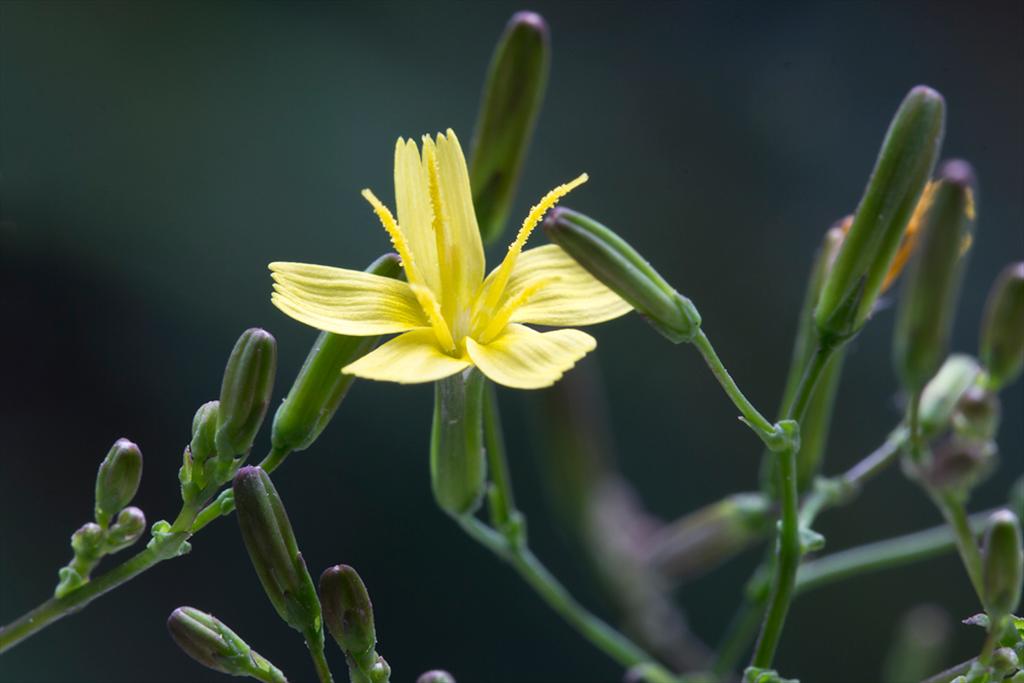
[320,564,377,657]
[167,606,286,681]
[216,329,277,459]
[417,671,457,683]
[94,438,143,527]
[105,506,146,550]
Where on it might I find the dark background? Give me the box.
[1,2,1022,682]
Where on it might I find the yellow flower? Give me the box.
[270,129,630,389]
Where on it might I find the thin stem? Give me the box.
[795,510,991,595]
[930,492,985,601]
[920,658,973,683]
[711,599,763,677]
[306,636,335,683]
[691,329,778,448]
[482,384,515,528]
[456,516,677,683]
[840,426,907,491]
[751,342,835,669]
[258,445,292,474]
[907,389,924,463]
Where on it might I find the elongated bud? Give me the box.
[272,254,402,453]
[233,467,321,637]
[190,400,220,465]
[645,493,772,581]
[815,86,945,344]
[431,369,487,515]
[762,226,846,495]
[893,161,977,392]
[417,672,456,683]
[167,607,287,682]
[94,438,143,527]
[106,506,146,550]
[544,207,701,343]
[216,329,277,458]
[980,262,1024,390]
[918,354,981,437]
[320,565,376,657]
[470,12,549,244]
[982,509,1023,620]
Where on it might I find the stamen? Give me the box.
[362,189,423,287]
[477,277,558,344]
[410,283,457,353]
[479,173,588,314]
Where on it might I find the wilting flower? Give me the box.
[270,130,629,389]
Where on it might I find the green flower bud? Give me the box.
[470,11,549,244]
[431,369,487,515]
[320,564,376,658]
[94,438,143,527]
[918,354,981,437]
[105,506,146,551]
[190,400,220,465]
[980,262,1024,391]
[272,254,403,454]
[982,509,1023,620]
[216,329,277,459]
[543,207,701,343]
[367,657,391,683]
[992,648,1020,678]
[646,493,772,581]
[815,86,945,344]
[167,606,286,682]
[70,522,104,560]
[417,672,456,683]
[952,386,1001,441]
[893,160,977,392]
[233,466,321,638]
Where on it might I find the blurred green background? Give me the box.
[1,2,1021,682]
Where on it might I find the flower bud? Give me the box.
[982,509,1023,620]
[190,400,220,466]
[417,672,456,683]
[470,12,549,244]
[815,86,945,344]
[368,658,392,683]
[431,369,487,515]
[992,648,1020,678]
[918,354,981,438]
[233,466,321,637]
[893,160,977,392]
[94,438,143,527]
[105,506,146,550]
[320,564,377,658]
[272,254,403,454]
[646,493,772,581]
[952,386,1000,441]
[917,435,996,494]
[216,329,277,459]
[70,522,105,562]
[980,262,1024,391]
[543,207,701,343]
[167,606,286,682]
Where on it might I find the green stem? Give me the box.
[0,447,292,654]
[930,492,985,601]
[920,658,974,683]
[908,389,924,463]
[306,635,335,683]
[691,329,778,448]
[795,510,991,594]
[751,342,835,669]
[258,445,292,473]
[456,516,677,683]
[482,384,515,528]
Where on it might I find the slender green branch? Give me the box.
[795,510,991,595]
[0,446,292,654]
[920,658,973,683]
[691,329,778,448]
[751,342,835,669]
[482,384,515,528]
[929,492,985,601]
[306,635,335,683]
[456,517,677,683]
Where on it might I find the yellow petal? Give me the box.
[465,324,596,389]
[430,129,485,307]
[270,262,427,335]
[503,244,632,326]
[394,138,442,296]
[343,328,471,384]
